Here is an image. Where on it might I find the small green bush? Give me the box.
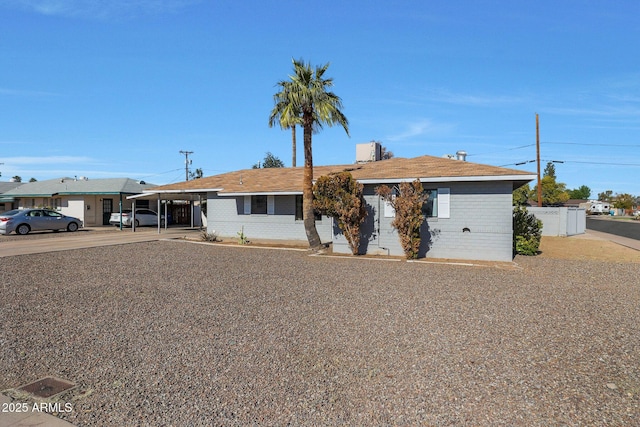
[513,206,542,256]
[515,235,539,256]
[237,227,249,245]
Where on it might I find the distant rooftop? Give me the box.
[1,177,156,197]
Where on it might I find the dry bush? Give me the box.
[313,172,367,255]
[377,180,427,259]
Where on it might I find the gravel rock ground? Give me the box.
[1,241,639,426]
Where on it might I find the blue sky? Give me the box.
[1,0,639,198]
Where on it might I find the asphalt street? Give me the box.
[587,217,640,241]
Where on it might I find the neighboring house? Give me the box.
[0,181,24,212]
[562,199,589,208]
[146,155,535,262]
[1,177,157,226]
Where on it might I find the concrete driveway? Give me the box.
[0,226,201,257]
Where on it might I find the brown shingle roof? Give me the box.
[152,155,535,194]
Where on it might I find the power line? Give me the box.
[562,160,640,167]
[473,141,639,160]
[140,168,182,177]
[503,159,640,167]
[542,141,640,147]
[467,143,535,157]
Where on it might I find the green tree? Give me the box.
[531,162,569,205]
[534,176,569,205]
[598,190,613,202]
[513,206,542,256]
[11,175,22,182]
[313,172,367,255]
[29,177,37,182]
[270,59,349,250]
[376,180,427,259]
[613,193,634,211]
[269,80,302,167]
[253,152,285,169]
[543,161,556,179]
[568,185,591,200]
[513,183,531,206]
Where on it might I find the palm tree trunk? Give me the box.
[302,118,322,250]
[291,125,296,167]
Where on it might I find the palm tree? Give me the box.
[269,80,302,167]
[270,58,349,250]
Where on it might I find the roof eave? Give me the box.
[142,188,222,194]
[220,191,303,196]
[3,193,54,198]
[56,191,137,195]
[126,188,222,200]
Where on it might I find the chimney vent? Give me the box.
[456,150,467,161]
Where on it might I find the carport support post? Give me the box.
[164,199,168,230]
[132,200,136,232]
[119,196,123,231]
[199,194,202,230]
[157,195,161,234]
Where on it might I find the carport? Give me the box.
[123,188,219,233]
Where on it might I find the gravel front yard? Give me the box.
[1,240,639,426]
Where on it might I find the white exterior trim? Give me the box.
[384,199,395,217]
[267,195,275,215]
[142,188,222,194]
[437,187,450,218]
[128,188,219,200]
[244,195,251,215]
[221,191,303,196]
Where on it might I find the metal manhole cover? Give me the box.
[17,376,76,399]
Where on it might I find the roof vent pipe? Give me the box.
[456,150,467,161]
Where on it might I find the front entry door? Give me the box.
[102,199,113,225]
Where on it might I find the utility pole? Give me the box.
[536,114,542,207]
[179,150,193,181]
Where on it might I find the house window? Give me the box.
[251,195,267,214]
[295,195,302,220]
[295,195,321,220]
[383,187,449,219]
[422,189,438,217]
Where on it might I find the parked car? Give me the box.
[0,209,83,235]
[109,209,165,227]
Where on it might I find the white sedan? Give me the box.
[109,209,164,227]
